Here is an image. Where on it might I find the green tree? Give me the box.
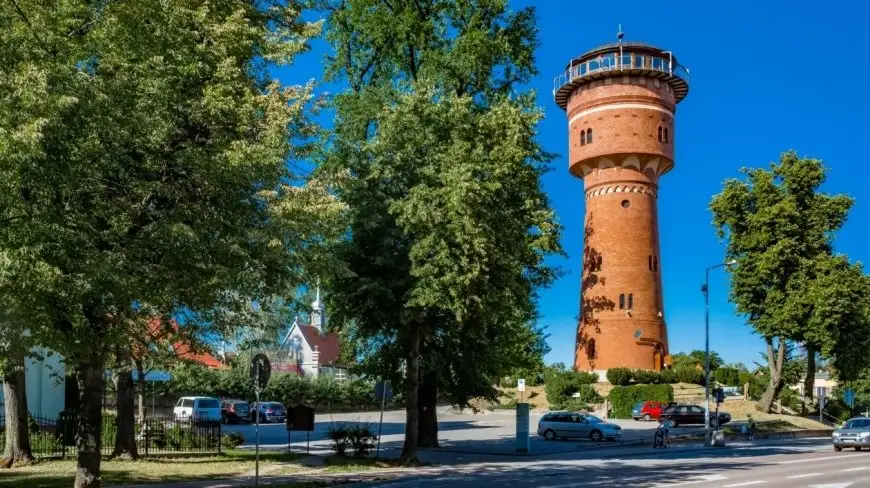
[0,1,320,485]
[711,151,855,412]
[321,0,560,462]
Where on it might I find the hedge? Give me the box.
[608,384,674,419]
[165,363,385,411]
[606,367,633,386]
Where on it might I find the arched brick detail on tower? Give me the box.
[556,41,689,374]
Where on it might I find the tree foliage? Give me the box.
[0,1,322,485]
[710,151,864,411]
[321,0,561,461]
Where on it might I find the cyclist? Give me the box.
[654,418,671,448]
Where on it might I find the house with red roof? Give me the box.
[144,317,225,369]
[272,286,345,378]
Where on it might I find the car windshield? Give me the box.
[845,419,870,429]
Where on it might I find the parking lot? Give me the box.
[224,406,710,456]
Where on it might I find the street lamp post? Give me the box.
[702,259,737,440]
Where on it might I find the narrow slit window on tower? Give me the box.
[664,127,669,143]
[587,127,593,143]
[649,255,653,271]
[657,126,663,142]
[587,339,597,360]
[628,293,634,309]
[619,294,625,309]
[596,255,602,271]
[580,129,586,146]
[654,256,658,271]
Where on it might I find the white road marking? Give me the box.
[842,466,870,472]
[722,481,767,487]
[778,455,845,465]
[808,484,854,488]
[788,473,824,479]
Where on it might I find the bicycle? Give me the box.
[653,420,671,448]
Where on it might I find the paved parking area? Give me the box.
[225,407,710,456]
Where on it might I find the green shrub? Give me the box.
[549,385,603,410]
[713,367,740,386]
[221,432,245,450]
[606,368,633,386]
[166,426,218,450]
[632,370,662,384]
[660,370,678,384]
[675,366,705,385]
[608,384,674,419]
[328,422,377,457]
[544,370,599,409]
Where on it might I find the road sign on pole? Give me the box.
[374,380,392,458]
[517,379,526,392]
[250,353,272,487]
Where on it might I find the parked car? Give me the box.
[221,399,251,424]
[251,402,287,423]
[537,411,622,442]
[832,417,870,452]
[173,396,222,424]
[632,401,669,421]
[660,404,731,428]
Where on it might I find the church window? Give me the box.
[619,294,625,309]
[580,129,586,146]
[628,293,634,309]
[587,127,593,143]
[586,339,597,360]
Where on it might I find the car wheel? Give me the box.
[856,447,863,451]
[834,445,842,452]
[642,414,651,422]
[590,430,603,442]
[543,429,556,441]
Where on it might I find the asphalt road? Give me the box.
[225,407,709,457]
[355,439,868,488]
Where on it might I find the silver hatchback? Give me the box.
[537,411,622,442]
[833,417,870,451]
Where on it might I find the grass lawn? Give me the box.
[0,450,306,488]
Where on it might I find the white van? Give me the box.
[173,396,222,424]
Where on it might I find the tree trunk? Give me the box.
[759,337,786,413]
[399,327,421,465]
[802,344,816,414]
[1,352,34,468]
[134,359,146,420]
[417,370,439,448]
[111,354,138,460]
[75,352,106,488]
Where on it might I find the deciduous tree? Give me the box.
[711,151,855,412]
[321,0,560,462]
[0,1,320,485]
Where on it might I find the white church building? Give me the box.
[271,287,346,379]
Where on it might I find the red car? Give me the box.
[631,401,667,421]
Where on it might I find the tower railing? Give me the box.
[553,52,690,99]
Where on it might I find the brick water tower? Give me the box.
[553,31,689,377]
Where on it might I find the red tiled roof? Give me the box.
[298,325,341,366]
[144,317,225,369]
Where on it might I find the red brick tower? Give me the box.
[554,37,689,377]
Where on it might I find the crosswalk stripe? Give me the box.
[842,467,870,472]
[722,481,767,487]
[788,473,824,479]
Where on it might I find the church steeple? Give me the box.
[310,280,324,334]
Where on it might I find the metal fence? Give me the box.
[0,413,222,458]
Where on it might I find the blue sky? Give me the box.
[278,0,870,368]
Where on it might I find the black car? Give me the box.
[250,402,287,423]
[221,399,251,424]
[660,404,731,428]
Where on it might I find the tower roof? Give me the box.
[553,40,690,110]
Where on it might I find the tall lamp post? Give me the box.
[701,259,737,438]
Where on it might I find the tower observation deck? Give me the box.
[555,40,690,377]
